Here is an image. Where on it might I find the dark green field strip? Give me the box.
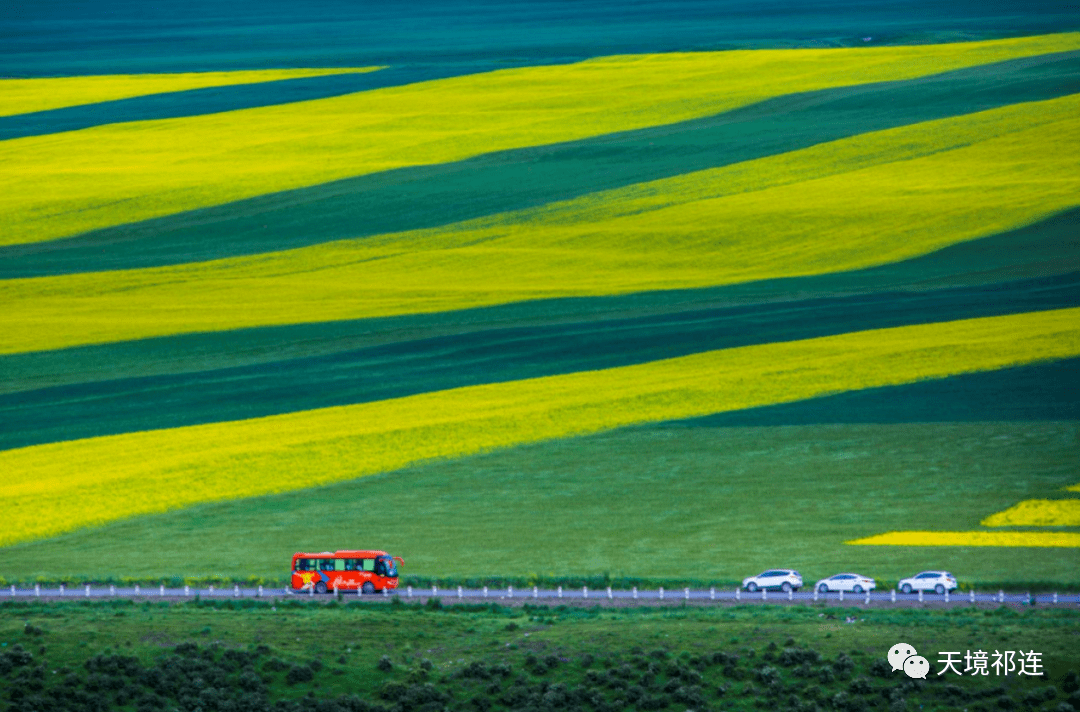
[4,50,1079,277]
[666,357,1080,429]
[0,62,570,142]
[1,263,1076,451]
[10,0,1077,77]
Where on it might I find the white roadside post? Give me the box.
[632,587,638,600]
[407,586,413,598]
[710,587,715,601]
[483,586,488,598]
[999,590,1005,603]
[432,584,438,597]
[865,590,870,605]
[813,588,818,602]
[59,584,64,597]
[659,586,664,600]
[944,589,949,603]
[970,589,975,604]
[457,586,462,599]
[134,584,140,596]
[558,586,563,599]
[762,588,767,601]
[160,584,165,597]
[35,584,40,597]
[85,584,90,597]
[533,586,538,599]
[788,589,793,602]
[607,587,613,600]
[508,586,513,598]
[891,590,896,603]
[209,585,214,596]
[383,587,388,597]
[258,585,263,598]
[184,585,190,597]
[685,587,690,601]
[235,584,240,598]
[1053,592,1059,605]
[583,586,588,599]
[917,589,923,603]
[838,589,843,602]
[735,588,740,602]
[333,584,338,597]
[110,585,116,597]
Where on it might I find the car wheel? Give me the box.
[935,584,945,595]
[901,584,912,594]
[746,582,758,593]
[853,585,863,594]
[314,581,327,594]
[362,582,376,595]
[818,583,829,593]
[781,582,792,593]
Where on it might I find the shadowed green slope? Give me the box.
[4,49,1079,277]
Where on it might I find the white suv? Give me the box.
[742,569,802,593]
[897,571,957,595]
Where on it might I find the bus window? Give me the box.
[335,559,346,572]
[344,559,360,571]
[318,559,335,571]
[295,558,313,572]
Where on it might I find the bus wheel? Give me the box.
[315,582,327,594]
[362,582,376,595]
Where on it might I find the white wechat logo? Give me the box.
[888,643,927,679]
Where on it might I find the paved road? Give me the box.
[6,584,1078,607]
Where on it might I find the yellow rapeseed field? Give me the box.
[981,499,1080,526]
[2,33,1078,246]
[846,532,1080,547]
[3,94,1078,355]
[0,68,381,117]
[1,307,1077,547]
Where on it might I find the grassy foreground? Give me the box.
[1,599,1077,712]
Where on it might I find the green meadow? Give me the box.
[2,30,1078,591]
[3,600,1078,712]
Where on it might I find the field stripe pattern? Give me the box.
[2,33,1079,579]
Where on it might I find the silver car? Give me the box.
[814,573,876,594]
[742,569,802,593]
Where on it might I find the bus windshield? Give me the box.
[376,556,398,578]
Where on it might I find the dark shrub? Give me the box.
[377,655,393,672]
[286,665,315,685]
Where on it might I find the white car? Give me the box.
[742,569,802,593]
[897,571,957,595]
[814,573,876,594]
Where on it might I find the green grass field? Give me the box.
[2,599,1078,712]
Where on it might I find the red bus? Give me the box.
[291,550,404,594]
